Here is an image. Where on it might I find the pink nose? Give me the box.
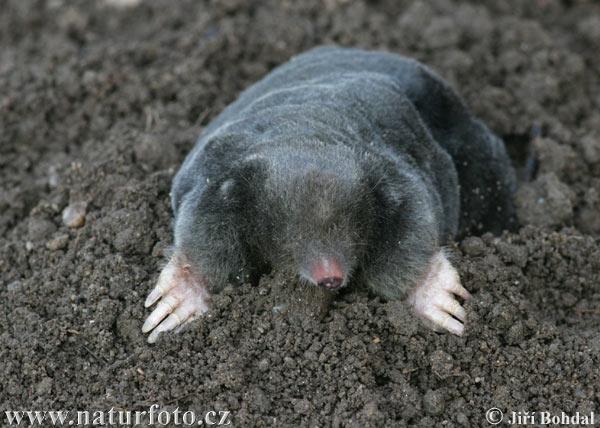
[318,276,343,289]
[311,258,345,290]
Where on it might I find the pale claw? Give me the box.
[143,255,210,343]
[408,250,470,336]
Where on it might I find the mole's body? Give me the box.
[142,47,516,343]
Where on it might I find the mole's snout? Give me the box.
[318,276,343,290]
[310,257,345,290]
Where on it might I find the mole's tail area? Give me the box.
[451,118,518,237]
[393,58,519,237]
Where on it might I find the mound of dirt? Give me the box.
[1,0,600,426]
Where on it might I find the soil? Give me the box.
[2,0,600,426]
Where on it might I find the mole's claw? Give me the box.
[142,254,210,343]
[142,294,180,333]
[428,309,464,336]
[437,294,467,322]
[444,278,471,301]
[144,261,178,307]
[409,250,469,336]
[144,288,162,308]
[147,299,206,343]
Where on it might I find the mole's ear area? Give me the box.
[364,162,404,213]
[219,155,269,204]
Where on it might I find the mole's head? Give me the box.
[241,141,379,291]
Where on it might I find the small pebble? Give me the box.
[28,218,57,241]
[362,401,381,419]
[62,202,87,228]
[293,399,311,415]
[48,165,60,188]
[257,358,269,372]
[514,173,574,228]
[46,234,69,251]
[461,236,486,257]
[456,412,469,426]
[283,356,296,369]
[429,350,454,379]
[7,280,22,292]
[581,134,600,165]
[506,321,525,345]
[423,389,445,416]
[36,377,53,396]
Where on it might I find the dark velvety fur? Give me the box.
[171,47,516,299]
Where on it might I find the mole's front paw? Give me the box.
[408,251,471,336]
[142,255,210,343]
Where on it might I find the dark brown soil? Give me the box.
[2,0,600,426]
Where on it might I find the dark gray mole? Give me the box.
[171,46,516,298]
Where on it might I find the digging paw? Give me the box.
[408,251,471,336]
[142,254,210,343]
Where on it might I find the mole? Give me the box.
[142,46,516,343]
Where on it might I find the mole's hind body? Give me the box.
[142,47,516,343]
